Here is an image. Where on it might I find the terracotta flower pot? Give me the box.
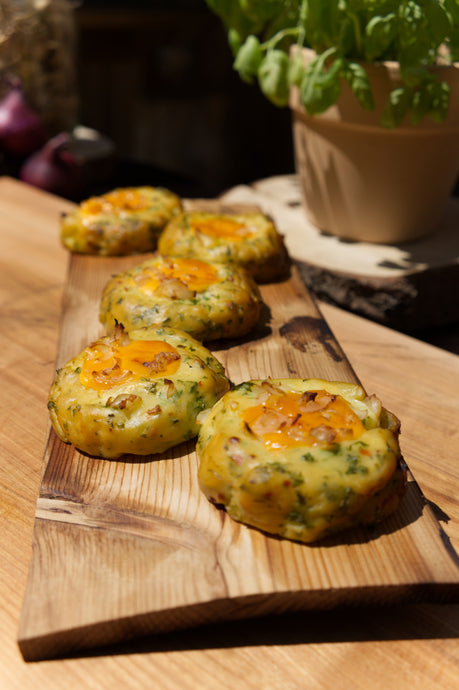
[290,48,459,244]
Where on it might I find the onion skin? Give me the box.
[0,81,47,158]
[20,132,85,200]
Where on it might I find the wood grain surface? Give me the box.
[16,197,459,662]
[2,177,459,689]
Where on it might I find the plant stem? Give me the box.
[349,11,362,56]
[297,0,308,47]
[261,27,301,52]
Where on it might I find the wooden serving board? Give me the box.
[18,201,459,661]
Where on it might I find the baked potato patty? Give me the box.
[61,186,182,255]
[48,324,230,459]
[158,211,289,282]
[197,378,406,543]
[99,253,263,341]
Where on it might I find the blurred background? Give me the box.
[74,0,295,197]
[0,0,294,197]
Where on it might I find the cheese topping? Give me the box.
[133,257,219,294]
[242,389,365,450]
[81,189,149,216]
[191,216,254,241]
[80,338,181,390]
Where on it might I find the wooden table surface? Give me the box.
[1,176,459,689]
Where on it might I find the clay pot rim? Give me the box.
[290,45,459,73]
[289,46,459,130]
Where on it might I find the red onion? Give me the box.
[0,78,47,158]
[20,132,85,200]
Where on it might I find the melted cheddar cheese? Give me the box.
[242,390,365,450]
[133,257,219,295]
[81,188,149,217]
[80,338,181,391]
[191,216,254,241]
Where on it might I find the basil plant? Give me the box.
[205,0,459,127]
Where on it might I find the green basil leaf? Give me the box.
[234,35,263,83]
[258,50,290,107]
[444,0,459,25]
[342,61,375,111]
[381,87,412,128]
[238,0,283,25]
[424,79,451,123]
[300,55,343,116]
[424,0,451,46]
[411,86,431,124]
[338,16,357,56]
[411,78,450,124]
[401,65,430,88]
[364,14,397,61]
[205,0,233,19]
[303,0,344,52]
[228,28,243,56]
[288,49,305,87]
[397,1,431,69]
